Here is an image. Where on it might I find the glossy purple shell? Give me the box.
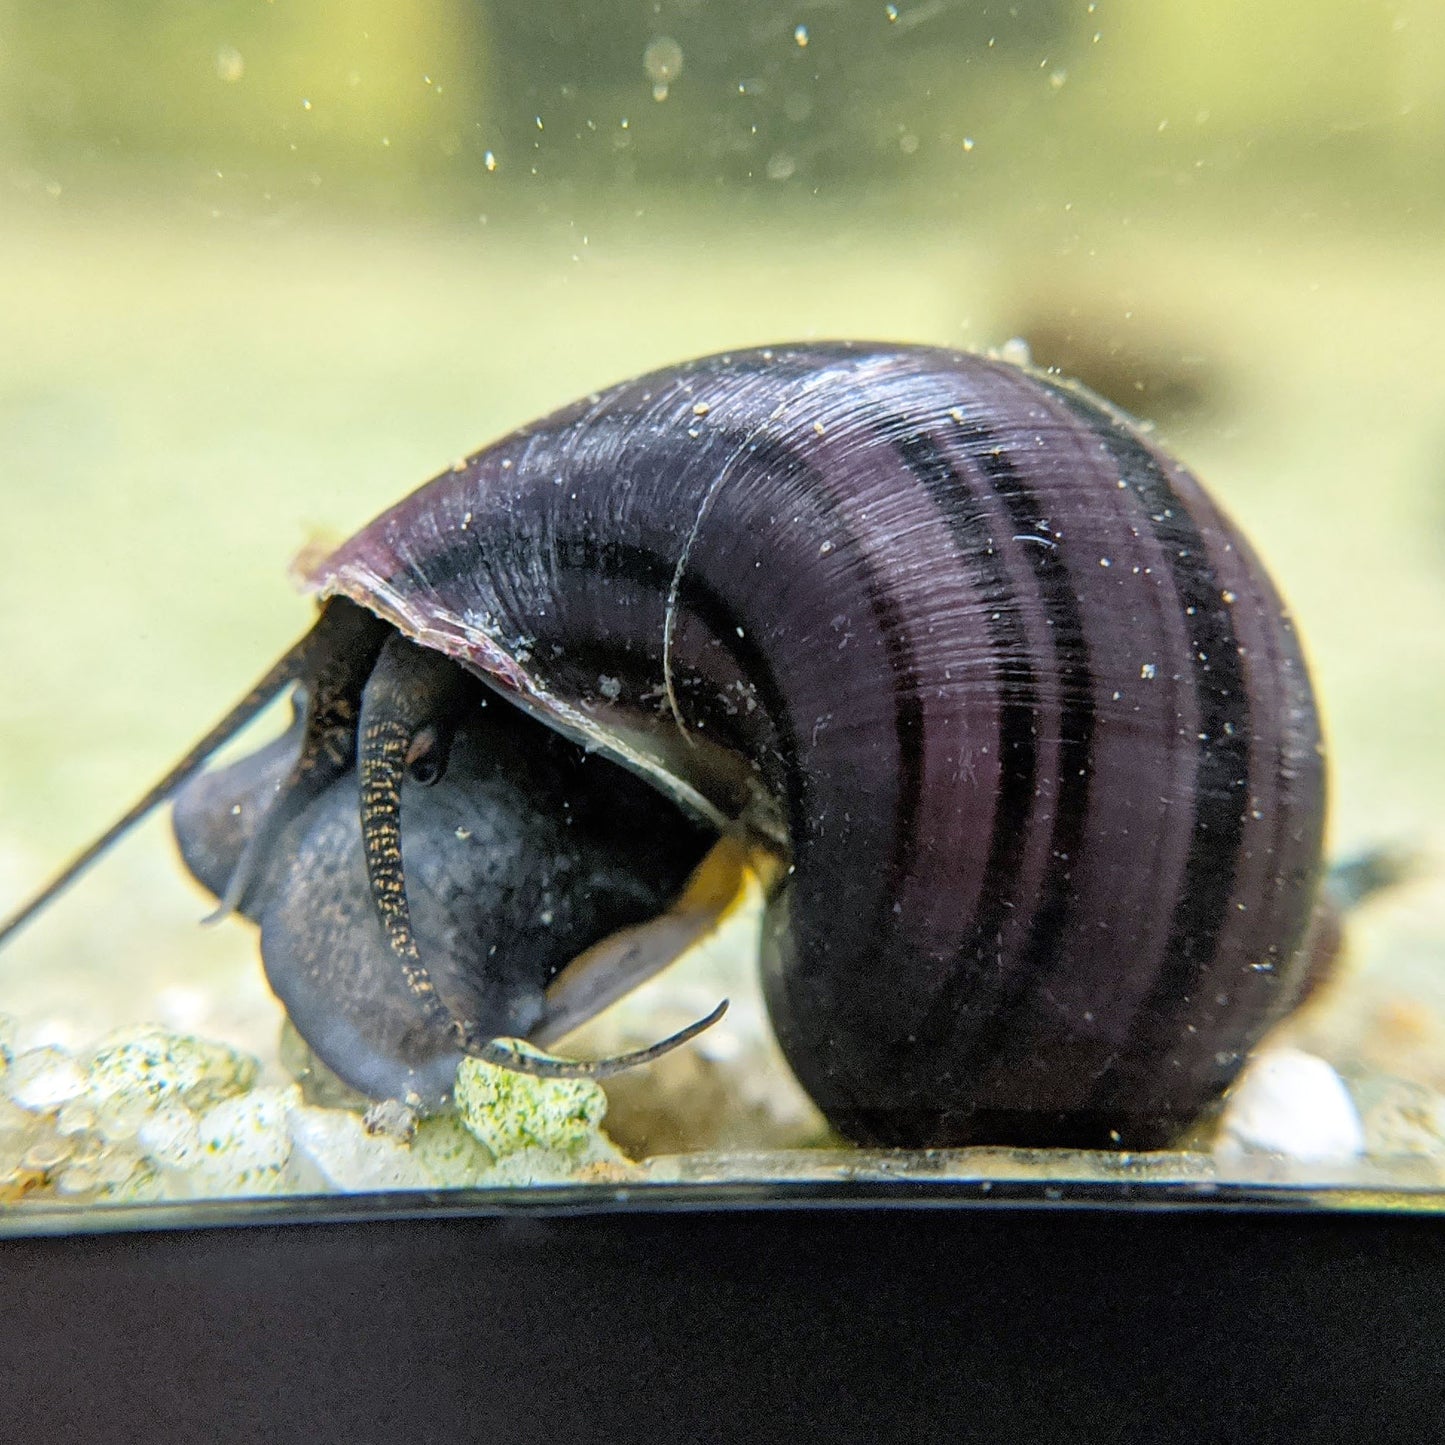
[306,342,1327,1148]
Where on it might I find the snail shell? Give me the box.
[303,341,1326,1148]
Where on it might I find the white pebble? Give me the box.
[1217,1048,1364,1162]
[191,1088,299,1196]
[7,1048,88,1113]
[136,1104,204,1170]
[55,1099,98,1136]
[409,1115,496,1187]
[86,1028,258,1114]
[287,1105,436,1193]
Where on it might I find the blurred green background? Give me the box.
[0,0,1442,1088]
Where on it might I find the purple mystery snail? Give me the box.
[0,343,1329,1150]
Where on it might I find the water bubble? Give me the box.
[997,336,1032,367]
[794,24,809,47]
[484,150,497,171]
[885,4,899,20]
[644,37,684,89]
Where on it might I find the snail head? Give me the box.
[0,598,725,1089]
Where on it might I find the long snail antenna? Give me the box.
[458,999,731,1080]
[0,615,329,950]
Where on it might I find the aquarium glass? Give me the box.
[1,0,1443,1225]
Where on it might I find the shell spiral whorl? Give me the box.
[305,342,1327,1150]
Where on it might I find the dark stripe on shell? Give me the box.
[1038,380,1252,1091]
[891,430,1039,1040]
[897,418,1098,1076]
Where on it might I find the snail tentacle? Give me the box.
[454,998,730,1080]
[356,632,470,1026]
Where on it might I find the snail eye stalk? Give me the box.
[404,722,454,788]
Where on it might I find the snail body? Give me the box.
[0,343,1327,1149]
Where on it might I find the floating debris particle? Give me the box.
[644,36,683,102]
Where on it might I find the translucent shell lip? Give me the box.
[304,561,744,838]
